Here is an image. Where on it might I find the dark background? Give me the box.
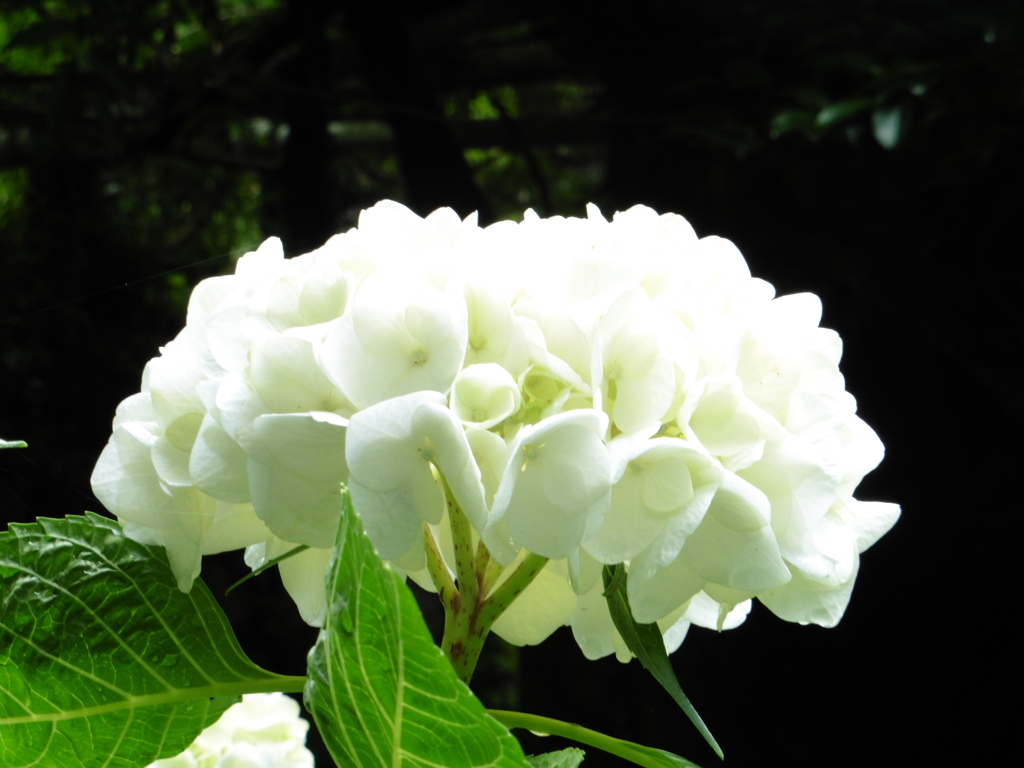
[1,1,1018,765]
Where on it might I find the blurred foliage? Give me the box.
[0,1,1019,765]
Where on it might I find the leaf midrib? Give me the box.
[391,573,404,768]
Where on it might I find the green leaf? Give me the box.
[0,438,27,449]
[602,565,723,760]
[815,98,875,127]
[0,513,305,768]
[527,747,586,768]
[306,488,530,768]
[492,710,702,768]
[769,110,818,140]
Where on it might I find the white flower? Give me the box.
[583,433,721,565]
[450,363,522,429]
[91,379,270,593]
[147,693,314,768]
[246,411,349,548]
[627,471,790,625]
[318,272,468,410]
[462,282,531,374]
[486,409,611,562]
[345,391,487,560]
[93,199,897,658]
[677,376,769,471]
[594,288,686,434]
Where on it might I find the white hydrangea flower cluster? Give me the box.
[92,201,898,660]
[147,693,314,768]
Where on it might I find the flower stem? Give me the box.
[438,479,487,683]
[477,552,547,629]
[434,478,548,685]
[422,523,457,622]
[445,478,479,607]
[474,538,497,595]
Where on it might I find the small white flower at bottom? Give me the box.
[147,693,315,768]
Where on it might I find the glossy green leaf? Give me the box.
[602,565,722,760]
[0,513,305,768]
[526,747,586,768]
[0,438,27,449]
[492,710,702,768]
[305,488,530,768]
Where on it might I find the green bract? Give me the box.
[0,513,304,768]
[602,564,721,759]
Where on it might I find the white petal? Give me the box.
[680,376,769,471]
[147,353,204,430]
[211,373,272,453]
[92,426,176,528]
[94,428,214,592]
[846,499,901,552]
[682,472,790,592]
[463,283,530,374]
[319,273,467,409]
[759,558,859,627]
[348,474,441,560]
[738,432,840,559]
[298,258,352,325]
[683,592,751,631]
[151,435,193,489]
[111,392,156,429]
[190,414,251,503]
[200,502,272,555]
[490,557,577,646]
[598,289,684,433]
[450,363,521,429]
[465,427,509,507]
[346,392,488,552]
[235,236,284,277]
[783,511,857,585]
[250,335,350,415]
[628,545,706,625]
[247,412,348,547]
[274,541,333,628]
[410,401,489,532]
[186,274,237,328]
[569,582,622,661]
[584,438,713,564]
[492,410,611,559]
